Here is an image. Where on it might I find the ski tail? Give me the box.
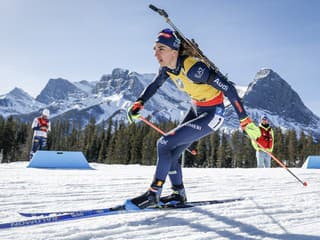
[163,197,245,208]
[186,197,245,206]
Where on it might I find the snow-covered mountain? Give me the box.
[222,69,320,138]
[36,78,89,105]
[1,68,319,138]
[0,88,45,117]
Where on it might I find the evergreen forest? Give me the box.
[0,116,319,168]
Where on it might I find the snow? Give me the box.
[0,162,320,240]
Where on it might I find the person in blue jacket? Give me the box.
[126,28,260,209]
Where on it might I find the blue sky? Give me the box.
[1,0,320,116]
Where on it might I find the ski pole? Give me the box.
[139,116,197,156]
[250,137,307,187]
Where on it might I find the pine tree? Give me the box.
[0,116,5,154]
[298,131,308,167]
[83,117,97,161]
[315,139,320,155]
[299,133,316,166]
[106,132,116,164]
[99,119,113,163]
[97,130,106,163]
[243,136,256,167]
[87,132,100,162]
[110,122,131,164]
[13,120,29,161]
[217,132,232,168]
[273,127,285,167]
[208,131,220,167]
[194,137,208,167]
[2,116,16,162]
[230,130,243,168]
[286,129,298,167]
[66,121,82,151]
[141,128,158,165]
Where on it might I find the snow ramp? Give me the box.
[28,151,93,169]
[302,155,320,169]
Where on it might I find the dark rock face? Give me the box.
[36,78,87,104]
[244,69,317,125]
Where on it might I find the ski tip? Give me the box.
[124,200,141,210]
[19,212,29,217]
[303,181,308,187]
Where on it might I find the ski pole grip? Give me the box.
[149,4,168,17]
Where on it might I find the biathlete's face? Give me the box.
[153,43,178,69]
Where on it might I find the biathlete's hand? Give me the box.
[240,117,261,139]
[127,100,144,123]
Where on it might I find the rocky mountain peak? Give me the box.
[8,87,30,98]
[94,68,144,100]
[243,68,318,126]
[111,68,130,79]
[36,78,87,104]
[0,88,44,117]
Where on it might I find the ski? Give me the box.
[0,204,126,229]
[19,197,245,217]
[19,205,123,218]
[0,198,244,229]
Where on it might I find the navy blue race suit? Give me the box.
[136,55,249,186]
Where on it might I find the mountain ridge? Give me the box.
[1,68,319,138]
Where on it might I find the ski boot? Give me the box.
[160,184,187,205]
[124,180,164,210]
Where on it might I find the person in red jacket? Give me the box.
[30,109,51,160]
[251,115,274,168]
